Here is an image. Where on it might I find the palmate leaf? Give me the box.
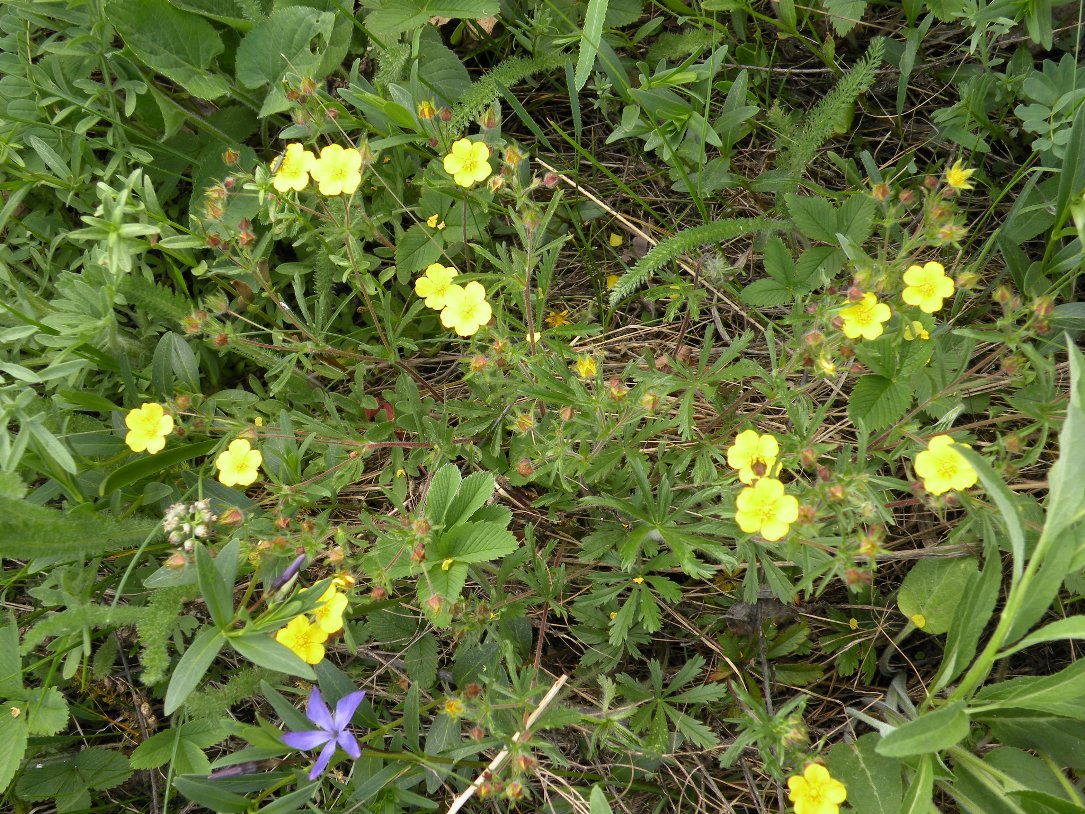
[434,521,518,564]
[847,374,912,430]
[365,0,500,37]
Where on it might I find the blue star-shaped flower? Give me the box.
[281,686,365,779]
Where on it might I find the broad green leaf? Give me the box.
[195,543,233,631]
[394,224,443,274]
[99,440,217,496]
[785,194,838,242]
[164,626,225,715]
[405,632,438,688]
[898,754,934,814]
[435,521,518,564]
[956,447,1026,585]
[418,563,468,627]
[999,615,1085,658]
[111,0,230,99]
[897,556,979,635]
[974,659,1085,715]
[415,29,472,107]
[442,470,495,528]
[151,332,201,396]
[130,720,227,771]
[574,0,609,92]
[1043,342,1085,545]
[839,190,876,244]
[876,701,970,757]
[983,712,1085,770]
[822,0,866,35]
[848,374,912,431]
[740,276,792,307]
[590,785,614,814]
[423,463,461,526]
[932,553,1000,693]
[15,747,132,800]
[25,686,69,736]
[173,775,252,813]
[0,612,21,697]
[167,0,272,29]
[0,704,28,793]
[366,0,500,37]
[826,733,902,814]
[228,633,316,680]
[26,420,76,474]
[1008,791,1085,814]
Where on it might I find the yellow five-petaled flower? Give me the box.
[215,438,263,487]
[313,586,348,634]
[727,429,780,484]
[272,143,316,193]
[787,763,847,814]
[575,356,597,379]
[310,144,363,196]
[902,261,955,314]
[735,477,799,542]
[914,434,978,496]
[275,615,329,665]
[440,281,492,337]
[839,292,892,340]
[415,263,459,310]
[443,139,492,188]
[124,403,174,454]
[945,159,976,191]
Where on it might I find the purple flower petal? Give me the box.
[331,690,366,730]
[282,730,331,751]
[309,739,337,780]
[337,730,361,759]
[305,687,334,732]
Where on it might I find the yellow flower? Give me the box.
[575,355,597,379]
[945,159,976,191]
[441,558,454,570]
[848,617,859,631]
[914,434,978,496]
[726,429,780,485]
[417,99,437,120]
[440,281,492,337]
[443,139,492,188]
[124,402,173,454]
[272,143,315,193]
[911,613,927,629]
[214,438,263,487]
[309,144,362,196]
[608,232,623,248]
[902,261,955,314]
[545,310,571,328]
[606,274,620,290]
[903,320,930,341]
[331,573,355,590]
[817,354,837,376]
[787,763,847,814]
[426,214,446,230]
[839,292,891,340]
[632,576,644,585]
[414,263,459,310]
[275,615,329,665]
[444,698,464,718]
[313,586,348,634]
[735,477,799,542]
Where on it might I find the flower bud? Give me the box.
[370,585,387,601]
[222,148,240,166]
[1033,296,1054,318]
[803,330,823,347]
[516,459,534,477]
[801,448,816,468]
[898,189,914,204]
[559,405,574,422]
[439,107,452,122]
[871,182,890,202]
[542,172,559,187]
[411,543,426,564]
[417,100,436,120]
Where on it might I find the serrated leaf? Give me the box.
[785,194,838,242]
[876,702,970,757]
[740,276,792,306]
[435,521,518,564]
[423,463,461,526]
[847,374,912,430]
[16,747,132,800]
[415,29,472,107]
[0,612,21,697]
[443,470,495,528]
[26,686,68,736]
[394,224,444,274]
[574,0,608,92]
[0,704,28,793]
[897,556,978,635]
[366,0,500,36]
[822,0,867,35]
[111,0,230,99]
[839,193,876,244]
[405,633,438,688]
[827,733,902,814]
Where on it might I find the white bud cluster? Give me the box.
[162,500,217,551]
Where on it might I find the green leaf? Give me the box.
[99,440,217,497]
[111,0,230,99]
[740,276,792,307]
[365,0,500,37]
[897,556,979,635]
[999,616,1085,658]
[394,224,443,275]
[956,447,1027,585]
[822,0,866,35]
[1044,342,1085,545]
[0,703,28,793]
[16,747,132,800]
[876,701,970,757]
[418,563,468,627]
[590,785,614,814]
[25,686,69,736]
[932,553,1000,693]
[164,626,225,715]
[130,720,227,771]
[826,733,902,814]
[235,7,335,116]
[173,775,252,813]
[0,497,161,560]
[848,374,912,431]
[423,463,461,526]
[405,632,438,688]
[228,633,316,680]
[1008,791,1085,814]
[574,0,609,92]
[195,543,233,631]
[785,194,838,242]
[974,659,1085,715]
[443,470,496,528]
[839,194,877,244]
[435,521,519,564]
[151,333,201,396]
[0,612,21,697]
[983,712,1085,769]
[26,420,76,474]
[898,754,934,814]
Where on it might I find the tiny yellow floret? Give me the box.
[309,144,363,196]
[272,143,316,193]
[214,438,263,487]
[124,402,174,454]
[443,139,492,188]
[426,214,446,230]
[606,274,620,290]
[545,310,571,328]
[275,615,329,665]
[945,159,976,191]
[576,356,597,379]
[439,281,492,337]
[839,292,892,340]
[903,320,930,341]
[415,263,460,310]
[911,613,927,629]
[608,233,623,248]
[787,763,848,814]
[902,261,955,314]
[727,430,780,485]
[735,477,799,542]
[914,434,978,496]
